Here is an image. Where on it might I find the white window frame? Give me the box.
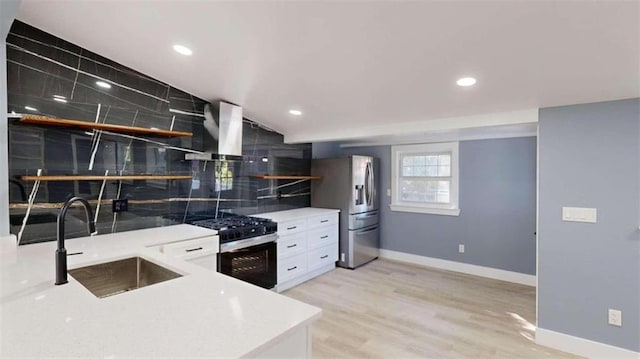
[390,142,460,216]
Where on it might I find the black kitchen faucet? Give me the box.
[55,196,96,285]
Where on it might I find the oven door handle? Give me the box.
[220,234,278,253]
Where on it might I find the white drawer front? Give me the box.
[186,253,217,272]
[307,213,338,229]
[277,219,307,235]
[278,233,307,259]
[278,254,307,283]
[161,236,219,259]
[307,225,338,250]
[308,244,338,272]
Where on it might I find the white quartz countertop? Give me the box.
[253,207,340,222]
[0,225,321,358]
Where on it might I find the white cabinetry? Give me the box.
[160,236,219,271]
[254,208,340,292]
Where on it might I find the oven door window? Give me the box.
[219,242,277,289]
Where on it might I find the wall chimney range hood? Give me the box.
[186,101,243,161]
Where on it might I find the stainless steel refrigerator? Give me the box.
[311,155,379,269]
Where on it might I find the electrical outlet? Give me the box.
[608,309,622,327]
[387,188,391,197]
[458,244,465,253]
[112,199,128,213]
[562,206,597,223]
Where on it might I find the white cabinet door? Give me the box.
[307,244,339,272]
[161,236,219,259]
[278,232,307,259]
[307,225,338,250]
[161,236,219,271]
[277,219,307,235]
[278,254,307,283]
[306,213,338,229]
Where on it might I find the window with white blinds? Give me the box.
[391,142,460,216]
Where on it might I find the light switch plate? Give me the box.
[608,309,622,327]
[562,207,597,223]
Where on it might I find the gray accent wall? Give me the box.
[538,98,640,351]
[313,137,537,275]
[1,1,21,238]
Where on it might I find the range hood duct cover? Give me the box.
[186,101,243,160]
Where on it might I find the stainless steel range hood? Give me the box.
[185,101,243,161]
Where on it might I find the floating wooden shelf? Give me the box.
[251,175,322,180]
[21,175,192,182]
[19,115,192,137]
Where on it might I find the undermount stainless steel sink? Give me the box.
[69,257,182,298]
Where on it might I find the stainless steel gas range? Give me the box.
[189,216,278,290]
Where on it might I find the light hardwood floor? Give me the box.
[284,259,581,359]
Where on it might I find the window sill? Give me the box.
[389,205,461,216]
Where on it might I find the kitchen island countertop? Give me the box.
[0,225,321,358]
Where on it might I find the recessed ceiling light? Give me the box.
[53,97,68,103]
[173,44,192,56]
[24,106,38,111]
[456,77,477,87]
[289,109,302,116]
[96,81,111,89]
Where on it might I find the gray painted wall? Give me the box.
[313,137,537,275]
[1,0,21,238]
[538,98,640,351]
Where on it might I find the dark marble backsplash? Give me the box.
[6,21,311,245]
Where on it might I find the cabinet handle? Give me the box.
[320,235,329,239]
[320,219,329,223]
[287,226,297,230]
[185,247,203,252]
[320,255,329,259]
[287,266,298,271]
[287,244,297,248]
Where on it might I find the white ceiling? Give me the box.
[16,1,640,144]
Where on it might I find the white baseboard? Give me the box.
[379,249,536,286]
[536,328,640,359]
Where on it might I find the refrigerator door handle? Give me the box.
[369,162,378,206]
[364,162,371,206]
[368,161,375,206]
[364,163,369,205]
